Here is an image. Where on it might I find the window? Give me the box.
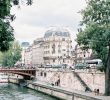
[55,32,61,36]
[67,45,69,48]
[40,72,43,76]
[44,72,47,77]
[58,49,61,53]
[58,45,61,47]
[44,32,52,38]
[53,59,55,62]
[62,49,66,51]
[62,38,65,41]
[52,44,55,54]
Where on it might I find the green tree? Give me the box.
[0,0,14,52]
[77,0,110,95]
[1,41,22,67]
[0,0,33,52]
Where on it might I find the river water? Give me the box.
[0,83,59,100]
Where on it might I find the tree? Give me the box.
[77,0,110,95]
[0,0,14,52]
[0,0,33,52]
[1,41,22,67]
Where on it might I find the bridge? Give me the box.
[0,68,36,80]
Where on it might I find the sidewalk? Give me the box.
[30,80,110,100]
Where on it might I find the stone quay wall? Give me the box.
[35,68,105,94]
[7,71,109,100]
[27,81,106,100]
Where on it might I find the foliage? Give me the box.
[0,0,14,52]
[77,0,110,69]
[12,0,33,5]
[0,0,33,52]
[1,41,22,67]
[77,0,110,95]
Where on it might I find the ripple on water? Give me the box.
[0,83,58,100]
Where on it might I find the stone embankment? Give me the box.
[0,71,110,100]
[36,68,105,93]
[27,81,110,100]
[8,77,110,100]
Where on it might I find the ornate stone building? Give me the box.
[23,27,74,67]
[43,27,73,66]
[74,44,92,64]
[32,38,44,66]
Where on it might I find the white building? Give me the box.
[23,27,74,67]
[74,44,92,63]
[21,42,30,66]
[32,38,44,66]
[22,38,44,67]
[43,27,73,66]
[24,46,32,66]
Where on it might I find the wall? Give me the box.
[27,82,104,100]
[77,70,105,93]
[36,68,105,93]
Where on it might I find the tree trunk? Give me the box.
[105,45,110,95]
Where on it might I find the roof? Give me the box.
[44,27,70,38]
[75,63,89,68]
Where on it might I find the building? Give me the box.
[43,27,73,66]
[21,42,30,66]
[23,27,74,67]
[24,46,32,66]
[74,44,92,63]
[32,38,44,66]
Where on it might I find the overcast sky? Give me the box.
[11,0,86,46]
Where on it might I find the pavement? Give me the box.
[31,80,110,100]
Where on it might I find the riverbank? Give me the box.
[26,81,110,100]
[0,73,110,100]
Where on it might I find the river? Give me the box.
[0,83,59,100]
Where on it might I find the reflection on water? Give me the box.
[0,83,59,100]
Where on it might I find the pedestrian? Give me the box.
[94,89,97,95]
[85,87,89,92]
[97,89,99,95]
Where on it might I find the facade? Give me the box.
[21,42,30,66]
[24,46,32,66]
[32,38,44,66]
[74,44,92,64]
[23,27,74,67]
[43,27,73,66]
[22,38,44,67]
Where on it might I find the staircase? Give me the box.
[49,72,59,84]
[73,71,92,92]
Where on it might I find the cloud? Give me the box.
[11,0,86,45]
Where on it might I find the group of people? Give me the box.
[51,78,60,86]
[85,87,100,95]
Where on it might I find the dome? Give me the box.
[44,27,70,38]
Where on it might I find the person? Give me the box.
[97,89,99,95]
[94,89,97,95]
[85,87,89,92]
[55,78,60,86]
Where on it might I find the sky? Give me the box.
[11,0,86,46]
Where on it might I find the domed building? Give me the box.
[43,27,73,66]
